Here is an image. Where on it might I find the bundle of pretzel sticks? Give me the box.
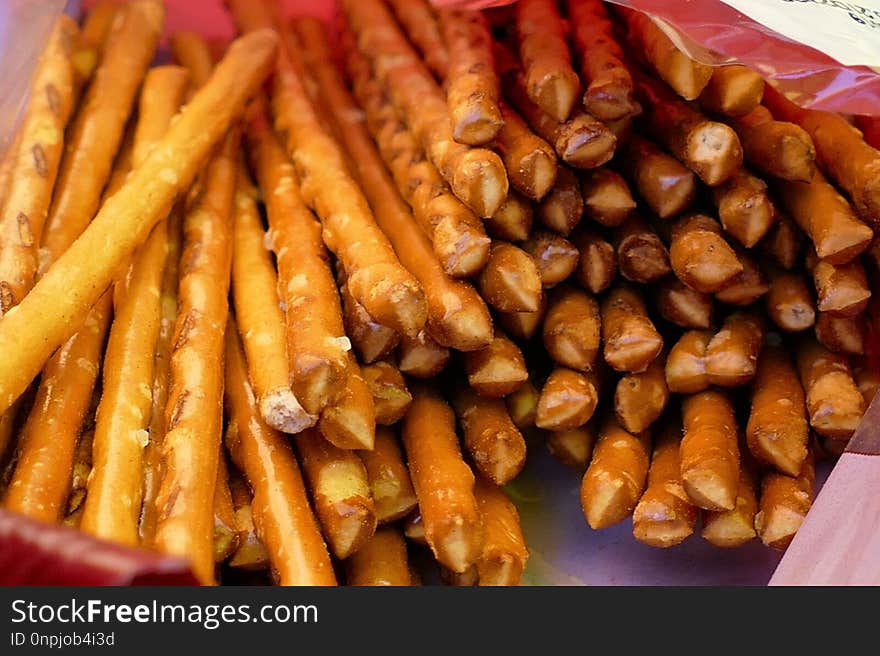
[0,0,878,587]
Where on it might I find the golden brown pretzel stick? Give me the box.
[339,268,399,365]
[775,170,872,266]
[632,418,697,548]
[616,135,696,219]
[805,249,871,317]
[485,192,533,243]
[680,390,741,511]
[245,103,348,415]
[711,170,776,248]
[402,511,426,546]
[755,451,815,550]
[402,382,483,573]
[463,329,528,398]
[139,205,184,545]
[0,30,279,417]
[228,470,270,571]
[522,231,579,288]
[71,1,119,89]
[615,215,672,283]
[580,415,650,529]
[536,367,601,431]
[635,71,743,185]
[543,285,601,372]
[537,166,584,235]
[656,277,713,329]
[497,300,546,341]
[712,251,769,305]
[152,126,240,584]
[747,344,809,476]
[212,454,239,563]
[343,33,490,278]
[669,213,743,293]
[815,312,865,355]
[317,352,376,451]
[65,427,94,522]
[758,210,803,271]
[452,387,527,486]
[231,161,314,433]
[386,0,449,79]
[621,8,713,100]
[765,267,816,333]
[547,425,597,468]
[665,330,712,394]
[615,354,669,434]
[359,426,417,524]
[1,292,111,522]
[361,360,412,426]
[493,102,558,201]
[346,526,412,586]
[438,9,502,145]
[507,380,539,430]
[294,428,376,560]
[581,167,636,227]
[170,32,215,87]
[80,66,188,543]
[503,71,615,170]
[705,311,765,387]
[343,0,509,218]
[764,87,880,228]
[300,23,494,350]
[514,0,580,122]
[701,459,758,547]
[224,325,337,585]
[730,105,816,183]
[260,17,426,338]
[566,0,637,121]
[0,17,77,313]
[572,227,617,295]
[478,241,543,313]
[41,1,163,270]
[698,65,764,117]
[398,330,450,379]
[601,284,664,373]
[797,337,864,440]
[474,477,528,586]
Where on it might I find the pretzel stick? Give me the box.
[680,390,741,511]
[669,213,743,293]
[227,470,270,571]
[507,380,539,430]
[759,210,803,271]
[580,415,650,529]
[522,231,579,288]
[245,102,347,415]
[386,0,449,79]
[713,248,770,305]
[747,344,809,476]
[701,460,758,547]
[614,353,669,434]
[656,277,713,329]
[493,102,558,201]
[402,382,483,573]
[854,363,880,407]
[765,267,816,333]
[65,426,95,523]
[343,34,491,278]
[806,249,871,317]
[2,292,111,522]
[317,353,376,451]
[665,330,712,394]
[359,426,417,524]
[438,9,502,145]
[343,0,509,218]
[797,337,864,440]
[474,477,528,586]
[536,367,601,431]
[212,454,239,563]
[346,526,412,586]
[41,1,164,272]
[0,17,77,313]
[705,311,765,387]
[730,105,816,183]
[711,170,776,248]
[301,21,493,351]
[699,65,764,117]
[635,71,743,186]
[497,301,546,341]
[543,285,600,373]
[755,451,815,550]
[463,329,528,398]
[452,387,527,486]
[71,1,119,90]
[566,0,637,121]
[0,30,279,416]
[362,361,411,426]
[537,166,584,235]
[632,418,697,548]
[615,215,671,284]
[547,425,597,468]
[398,330,450,379]
[616,135,696,219]
[815,312,865,355]
[478,242,543,313]
[581,167,636,227]
[339,267,399,364]
[601,284,663,373]
[224,324,337,585]
[572,227,617,295]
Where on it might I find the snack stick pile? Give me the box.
[0,0,877,586]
